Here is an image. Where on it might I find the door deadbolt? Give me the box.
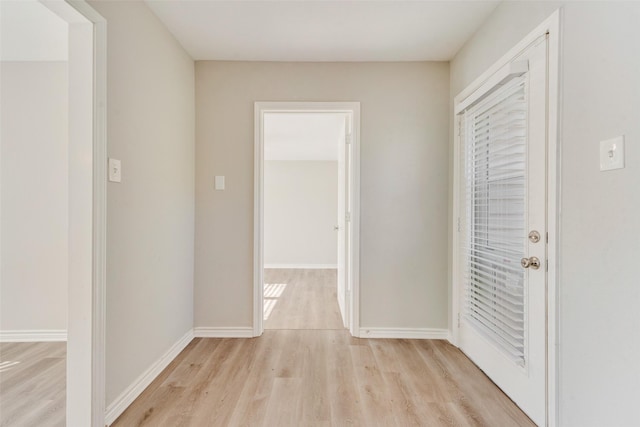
[521,257,541,270]
[528,230,541,243]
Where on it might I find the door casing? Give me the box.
[451,9,561,427]
[37,1,107,426]
[253,102,361,337]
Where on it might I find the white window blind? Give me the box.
[460,75,528,366]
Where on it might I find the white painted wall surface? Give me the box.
[0,1,68,62]
[450,2,640,426]
[264,160,338,267]
[0,61,68,332]
[195,61,450,330]
[88,1,195,406]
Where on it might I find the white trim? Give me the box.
[451,116,462,347]
[455,60,529,114]
[454,11,558,106]
[0,330,68,342]
[104,329,194,426]
[43,2,107,427]
[545,10,562,427]
[90,11,107,427]
[349,107,361,339]
[253,103,264,338]
[194,327,254,338]
[264,264,338,269]
[254,102,361,339]
[451,9,561,427]
[360,328,449,340]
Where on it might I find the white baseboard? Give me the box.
[264,264,337,269]
[194,327,254,338]
[0,329,67,342]
[105,329,194,426]
[359,327,450,340]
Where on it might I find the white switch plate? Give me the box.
[215,175,225,190]
[600,136,625,171]
[108,158,122,182]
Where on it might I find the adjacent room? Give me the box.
[0,2,70,425]
[1,1,639,426]
[262,112,346,330]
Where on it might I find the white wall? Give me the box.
[88,1,195,406]
[0,1,68,62]
[195,61,450,330]
[0,61,69,333]
[264,160,338,267]
[450,2,640,426]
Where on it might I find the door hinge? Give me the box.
[346,133,352,145]
[346,212,351,222]
[457,312,461,328]
[457,217,461,232]
[546,232,549,244]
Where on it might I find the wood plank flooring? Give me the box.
[114,268,534,426]
[112,332,535,426]
[264,269,343,330]
[0,270,535,427]
[0,342,66,427]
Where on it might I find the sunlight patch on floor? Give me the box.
[263,282,288,320]
[0,360,21,373]
[264,283,287,298]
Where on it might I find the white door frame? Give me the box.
[254,102,361,337]
[42,1,107,426]
[451,10,560,427]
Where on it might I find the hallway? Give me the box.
[111,330,534,426]
[111,268,534,426]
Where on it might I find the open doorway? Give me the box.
[0,3,70,424]
[0,1,106,425]
[254,102,360,337]
[262,113,345,330]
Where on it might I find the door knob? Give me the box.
[521,256,541,270]
[528,230,541,243]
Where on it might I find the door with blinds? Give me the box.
[456,37,548,426]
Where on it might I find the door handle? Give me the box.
[528,230,541,243]
[521,256,541,270]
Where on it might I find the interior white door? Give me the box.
[457,37,548,426]
[337,115,347,326]
[338,114,354,329]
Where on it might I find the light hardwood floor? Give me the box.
[264,269,343,330]
[112,332,535,426]
[0,342,66,427]
[114,270,534,426]
[1,271,534,427]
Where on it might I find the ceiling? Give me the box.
[264,113,346,161]
[0,0,68,62]
[145,1,500,62]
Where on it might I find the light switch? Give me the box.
[215,175,225,190]
[108,158,122,182]
[600,136,625,171]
